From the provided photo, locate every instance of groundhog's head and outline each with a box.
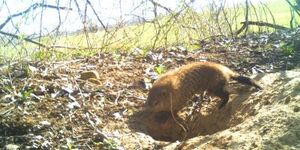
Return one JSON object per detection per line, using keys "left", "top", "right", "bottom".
{"left": 145, "top": 75, "right": 174, "bottom": 112}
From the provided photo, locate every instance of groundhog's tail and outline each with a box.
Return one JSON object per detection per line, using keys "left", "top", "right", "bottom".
{"left": 231, "top": 75, "right": 262, "bottom": 90}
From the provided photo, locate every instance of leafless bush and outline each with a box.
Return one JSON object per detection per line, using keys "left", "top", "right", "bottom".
{"left": 0, "top": 0, "right": 296, "bottom": 59}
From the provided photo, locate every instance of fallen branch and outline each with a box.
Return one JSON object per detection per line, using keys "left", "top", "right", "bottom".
{"left": 236, "top": 21, "right": 290, "bottom": 35}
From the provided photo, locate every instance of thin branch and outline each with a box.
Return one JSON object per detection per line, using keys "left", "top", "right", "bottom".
{"left": 235, "top": 0, "right": 249, "bottom": 35}
{"left": 84, "top": 0, "right": 91, "bottom": 48}
{"left": 56, "top": 0, "right": 62, "bottom": 30}
{"left": 39, "top": 0, "right": 45, "bottom": 50}
{"left": 0, "top": 31, "right": 48, "bottom": 48}
{"left": 249, "top": 0, "right": 260, "bottom": 31}
{"left": 126, "top": 14, "right": 151, "bottom": 23}
{"left": 3, "top": 1, "right": 19, "bottom": 33}
{"left": 0, "top": 3, "right": 72, "bottom": 30}
{"left": 86, "top": 0, "right": 108, "bottom": 32}
{"left": 221, "top": 0, "right": 234, "bottom": 37}
{"left": 149, "top": 0, "right": 173, "bottom": 13}
{"left": 50, "top": 0, "right": 63, "bottom": 47}
{"left": 74, "top": 0, "right": 84, "bottom": 22}
{"left": 244, "top": 0, "right": 249, "bottom": 34}
{"left": 285, "top": 0, "right": 300, "bottom": 16}
{"left": 0, "top": 30, "right": 107, "bottom": 50}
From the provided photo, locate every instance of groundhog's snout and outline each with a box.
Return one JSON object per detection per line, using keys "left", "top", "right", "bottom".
{"left": 144, "top": 93, "right": 160, "bottom": 111}
{"left": 144, "top": 100, "right": 150, "bottom": 108}
{"left": 143, "top": 96, "right": 152, "bottom": 110}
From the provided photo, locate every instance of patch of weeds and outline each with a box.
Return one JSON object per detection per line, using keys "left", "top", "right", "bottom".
{"left": 261, "top": 43, "right": 274, "bottom": 51}
{"left": 220, "top": 41, "right": 233, "bottom": 50}
{"left": 291, "top": 83, "right": 300, "bottom": 96}
{"left": 53, "top": 51, "right": 69, "bottom": 60}
{"left": 131, "top": 47, "right": 148, "bottom": 58}
{"left": 2, "top": 85, "right": 13, "bottom": 94}
{"left": 186, "top": 44, "right": 201, "bottom": 51}
{"left": 154, "top": 64, "right": 166, "bottom": 75}
{"left": 280, "top": 42, "right": 295, "bottom": 56}
{"left": 140, "top": 49, "right": 149, "bottom": 58}
{"left": 66, "top": 138, "right": 74, "bottom": 150}
{"left": 95, "top": 138, "right": 119, "bottom": 150}
{"left": 22, "top": 64, "right": 32, "bottom": 77}
{"left": 112, "top": 52, "right": 122, "bottom": 62}
{"left": 19, "top": 88, "right": 33, "bottom": 102}
{"left": 67, "top": 142, "right": 73, "bottom": 150}
{"left": 32, "top": 50, "right": 53, "bottom": 61}
{"left": 70, "top": 49, "right": 97, "bottom": 58}
{"left": 236, "top": 57, "right": 249, "bottom": 65}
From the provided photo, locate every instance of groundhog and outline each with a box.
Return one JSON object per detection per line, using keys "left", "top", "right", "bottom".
{"left": 145, "top": 61, "right": 262, "bottom": 112}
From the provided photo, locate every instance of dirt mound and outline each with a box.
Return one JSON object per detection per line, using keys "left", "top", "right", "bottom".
{"left": 142, "top": 69, "right": 300, "bottom": 149}
{"left": 130, "top": 73, "right": 263, "bottom": 139}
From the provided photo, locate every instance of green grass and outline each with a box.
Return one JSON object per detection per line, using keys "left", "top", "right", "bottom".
{"left": 264, "top": 0, "right": 299, "bottom": 27}
{"left": 0, "top": 0, "right": 299, "bottom": 61}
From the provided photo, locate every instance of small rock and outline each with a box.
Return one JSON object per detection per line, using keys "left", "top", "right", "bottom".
{"left": 263, "top": 100, "right": 271, "bottom": 105}
{"left": 293, "top": 106, "right": 300, "bottom": 112}
{"left": 143, "top": 78, "right": 152, "bottom": 90}
{"left": 51, "top": 90, "right": 66, "bottom": 98}
{"left": 5, "top": 144, "right": 20, "bottom": 150}
{"left": 62, "top": 85, "right": 74, "bottom": 94}
{"left": 12, "top": 70, "right": 27, "bottom": 78}
{"left": 67, "top": 101, "right": 81, "bottom": 109}
{"left": 88, "top": 78, "right": 102, "bottom": 85}
{"left": 177, "top": 46, "right": 187, "bottom": 51}
{"left": 284, "top": 96, "right": 291, "bottom": 104}
{"left": 145, "top": 67, "right": 158, "bottom": 80}
{"left": 40, "top": 120, "right": 51, "bottom": 126}
{"left": 113, "top": 112, "right": 123, "bottom": 120}
{"left": 132, "top": 48, "right": 144, "bottom": 55}
{"left": 28, "top": 65, "right": 38, "bottom": 72}
{"left": 80, "top": 71, "right": 100, "bottom": 80}
{"left": 104, "top": 81, "right": 113, "bottom": 88}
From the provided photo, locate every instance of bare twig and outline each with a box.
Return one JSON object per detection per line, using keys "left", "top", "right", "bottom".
{"left": 249, "top": 0, "right": 260, "bottom": 31}
{"left": 285, "top": 0, "right": 300, "bottom": 16}
{"left": 3, "top": 1, "right": 20, "bottom": 33}
{"left": 235, "top": 0, "right": 250, "bottom": 35}
{"left": 0, "top": 2, "right": 72, "bottom": 30}
{"left": 0, "top": 30, "right": 48, "bottom": 48}
{"left": 86, "top": 0, "right": 108, "bottom": 32}
{"left": 221, "top": 1, "right": 234, "bottom": 37}
{"left": 149, "top": 0, "right": 173, "bottom": 14}
{"left": 0, "top": 30, "right": 106, "bottom": 50}
{"left": 83, "top": 0, "right": 91, "bottom": 48}
{"left": 39, "top": 0, "right": 45, "bottom": 50}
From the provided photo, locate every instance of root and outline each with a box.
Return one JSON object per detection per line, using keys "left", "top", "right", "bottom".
{"left": 170, "top": 93, "right": 188, "bottom": 140}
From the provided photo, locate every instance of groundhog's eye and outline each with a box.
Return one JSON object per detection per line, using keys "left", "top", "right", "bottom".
{"left": 160, "top": 89, "right": 168, "bottom": 97}
{"left": 152, "top": 99, "right": 159, "bottom": 106}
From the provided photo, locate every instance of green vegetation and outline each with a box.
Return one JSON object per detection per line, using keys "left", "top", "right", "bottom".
{"left": 280, "top": 42, "right": 295, "bottom": 56}
{"left": 154, "top": 64, "right": 167, "bottom": 75}
{"left": 98, "top": 138, "right": 119, "bottom": 150}
{"left": 264, "top": 0, "right": 299, "bottom": 27}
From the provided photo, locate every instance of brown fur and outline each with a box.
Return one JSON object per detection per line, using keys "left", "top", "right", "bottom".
{"left": 145, "top": 62, "right": 262, "bottom": 112}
